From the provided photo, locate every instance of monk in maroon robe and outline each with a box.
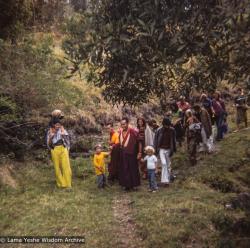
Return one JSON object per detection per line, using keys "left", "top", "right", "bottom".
{"left": 118, "top": 117, "right": 140, "bottom": 191}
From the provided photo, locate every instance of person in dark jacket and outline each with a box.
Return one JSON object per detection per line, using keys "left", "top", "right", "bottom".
{"left": 154, "top": 117, "right": 176, "bottom": 187}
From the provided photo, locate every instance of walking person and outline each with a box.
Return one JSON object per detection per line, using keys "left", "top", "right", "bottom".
{"left": 154, "top": 117, "right": 176, "bottom": 187}
{"left": 136, "top": 117, "right": 147, "bottom": 179}
{"left": 212, "top": 91, "right": 226, "bottom": 141}
{"left": 200, "top": 94, "right": 215, "bottom": 125}
{"left": 185, "top": 110, "right": 202, "bottom": 165}
{"left": 142, "top": 146, "right": 158, "bottom": 193}
{"left": 106, "top": 123, "right": 120, "bottom": 183}
{"left": 193, "top": 105, "right": 212, "bottom": 153}
{"left": 118, "top": 117, "right": 140, "bottom": 191}
{"left": 47, "top": 118, "right": 72, "bottom": 188}
{"left": 234, "top": 88, "right": 248, "bottom": 132}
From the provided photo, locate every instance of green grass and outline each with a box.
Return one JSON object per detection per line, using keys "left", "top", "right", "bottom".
{"left": 0, "top": 129, "right": 249, "bottom": 248}
{"left": 129, "top": 128, "right": 250, "bottom": 248}
{"left": 0, "top": 158, "right": 120, "bottom": 248}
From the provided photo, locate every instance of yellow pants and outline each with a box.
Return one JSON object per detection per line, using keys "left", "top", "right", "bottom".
{"left": 51, "top": 145, "right": 72, "bottom": 188}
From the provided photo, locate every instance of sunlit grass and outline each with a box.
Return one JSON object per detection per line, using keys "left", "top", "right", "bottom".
{"left": 0, "top": 129, "right": 249, "bottom": 247}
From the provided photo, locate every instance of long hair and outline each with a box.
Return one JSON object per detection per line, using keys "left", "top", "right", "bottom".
{"left": 137, "top": 117, "right": 146, "bottom": 129}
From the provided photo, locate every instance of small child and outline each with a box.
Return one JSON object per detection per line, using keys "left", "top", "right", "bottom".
{"left": 93, "top": 144, "right": 109, "bottom": 189}
{"left": 142, "top": 146, "right": 158, "bottom": 192}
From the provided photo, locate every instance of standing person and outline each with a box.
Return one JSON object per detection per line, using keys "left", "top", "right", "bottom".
{"left": 142, "top": 146, "right": 158, "bottom": 192}
{"left": 234, "top": 88, "right": 248, "bottom": 132}
{"left": 154, "top": 117, "right": 176, "bottom": 187}
{"left": 106, "top": 123, "right": 120, "bottom": 183}
{"left": 47, "top": 119, "right": 72, "bottom": 188}
{"left": 212, "top": 91, "right": 226, "bottom": 141}
{"left": 119, "top": 117, "right": 140, "bottom": 191}
{"left": 193, "top": 105, "right": 212, "bottom": 153}
{"left": 137, "top": 117, "right": 147, "bottom": 179}
{"left": 93, "top": 144, "right": 109, "bottom": 189}
{"left": 185, "top": 110, "right": 202, "bottom": 165}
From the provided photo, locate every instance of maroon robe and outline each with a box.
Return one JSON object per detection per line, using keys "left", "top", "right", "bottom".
{"left": 108, "top": 130, "right": 120, "bottom": 181}
{"left": 118, "top": 128, "right": 140, "bottom": 189}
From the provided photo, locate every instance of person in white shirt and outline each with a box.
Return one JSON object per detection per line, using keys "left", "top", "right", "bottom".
{"left": 142, "top": 146, "right": 158, "bottom": 192}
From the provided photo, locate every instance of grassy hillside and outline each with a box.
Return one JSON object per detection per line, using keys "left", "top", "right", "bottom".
{"left": 0, "top": 127, "right": 249, "bottom": 248}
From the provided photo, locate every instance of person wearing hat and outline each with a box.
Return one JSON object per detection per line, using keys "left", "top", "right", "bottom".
{"left": 93, "top": 144, "right": 110, "bottom": 189}
{"left": 154, "top": 117, "right": 176, "bottom": 187}
{"left": 47, "top": 118, "right": 72, "bottom": 188}
{"left": 142, "top": 146, "right": 158, "bottom": 192}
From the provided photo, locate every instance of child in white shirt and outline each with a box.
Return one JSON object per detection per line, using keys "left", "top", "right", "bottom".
{"left": 142, "top": 146, "right": 158, "bottom": 192}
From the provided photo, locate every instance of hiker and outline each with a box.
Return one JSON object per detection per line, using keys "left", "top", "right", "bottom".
{"left": 212, "top": 91, "right": 227, "bottom": 141}
{"left": 234, "top": 88, "right": 248, "bottom": 132}
{"left": 118, "top": 117, "right": 140, "bottom": 191}
{"left": 106, "top": 123, "right": 120, "bottom": 183}
{"left": 170, "top": 101, "right": 185, "bottom": 146}
{"left": 154, "top": 117, "right": 176, "bottom": 187}
{"left": 93, "top": 144, "right": 109, "bottom": 189}
{"left": 185, "top": 110, "right": 202, "bottom": 165}
{"left": 177, "top": 96, "right": 191, "bottom": 114}
{"left": 47, "top": 118, "right": 72, "bottom": 188}
{"left": 148, "top": 119, "right": 159, "bottom": 134}
{"left": 200, "top": 94, "right": 215, "bottom": 125}
{"left": 137, "top": 117, "right": 147, "bottom": 179}
{"left": 193, "top": 105, "right": 212, "bottom": 153}
{"left": 142, "top": 146, "right": 158, "bottom": 192}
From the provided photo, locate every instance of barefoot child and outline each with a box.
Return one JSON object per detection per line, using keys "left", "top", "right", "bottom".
{"left": 142, "top": 146, "right": 158, "bottom": 192}
{"left": 93, "top": 144, "right": 109, "bottom": 189}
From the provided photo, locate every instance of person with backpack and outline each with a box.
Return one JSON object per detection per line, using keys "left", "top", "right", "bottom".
{"left": 193, "top": 105, "right": 212, "bottom": 153}
{"left": 185, "top": 110, "right": 202, "bottom": 165}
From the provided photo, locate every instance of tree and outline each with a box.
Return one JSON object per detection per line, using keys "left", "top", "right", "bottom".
{"left": 64, "top": 0, "right": 250, "bottom": 105}
{"left": 0, "top": 0, "right": 32, "bottom": 42}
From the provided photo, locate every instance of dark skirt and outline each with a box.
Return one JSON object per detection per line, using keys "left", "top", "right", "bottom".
{"left": 108, "top": 145, "right": 120, "bottom": 181}
{"left": 119, "top": 150, "right": 140, "bottom": 189}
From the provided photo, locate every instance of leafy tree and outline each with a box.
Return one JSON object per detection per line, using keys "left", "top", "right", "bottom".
{"left": 0, "top": 0, "right": 32, "bottom": 42}
{"left": 64, "top": 0, "right": 250, "bottom": 105}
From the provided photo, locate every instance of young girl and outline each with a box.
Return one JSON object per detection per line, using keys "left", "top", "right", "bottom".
{"left": 93, "top": 145, "right": 110, "bottom": 189}
{"left": 142, "top": 146, "right": 158, "bottom": 192}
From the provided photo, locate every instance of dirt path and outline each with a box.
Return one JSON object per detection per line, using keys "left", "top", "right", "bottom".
{"left": 112, "top": 194, "right": 143, "bottom": 248}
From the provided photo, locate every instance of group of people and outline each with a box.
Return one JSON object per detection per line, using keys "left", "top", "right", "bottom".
{"left": 46, "top": 88, "right": 248, "bottom": 192}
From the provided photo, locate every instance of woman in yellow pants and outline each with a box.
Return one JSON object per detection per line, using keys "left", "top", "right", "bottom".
{"left": 47, "top": 119, "right": 72, "bottom": 188}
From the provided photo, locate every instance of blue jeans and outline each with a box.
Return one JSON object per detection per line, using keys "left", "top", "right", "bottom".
{"left": 215, "top": 113, "right": 224, "bottom": 140}
{"left": 147, "top": 169, "right": 157, "bottom": 190}
{"left": 97, "top": 174, "right": 106, "bottom": 188}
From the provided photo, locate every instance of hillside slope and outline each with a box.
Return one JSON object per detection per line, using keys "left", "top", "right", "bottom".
{"left": 0, "top": 128, "right": 249, "bottom": 248}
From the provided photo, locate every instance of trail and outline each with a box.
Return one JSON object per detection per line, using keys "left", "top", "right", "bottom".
{"left": 112, "top": 194, "right": 143, "bottom": 248}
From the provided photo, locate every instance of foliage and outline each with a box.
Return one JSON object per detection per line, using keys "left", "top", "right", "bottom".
{"left": 64, "top": 0, "right": 250, "bottom": 105}
{"left": 0, "top": 96, "right": 18, "bottom": 122}
{"left": 0, "top": 0, "right": 32, "bottom": 42}
{"left": 0, "top": 36, "right": 86, "bottom": 120}
{"left": 0, "top": 126, "right": 249, "bottom": 247}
